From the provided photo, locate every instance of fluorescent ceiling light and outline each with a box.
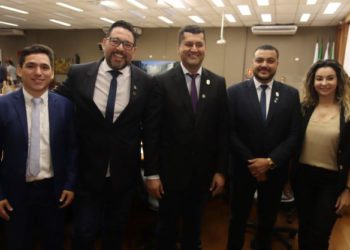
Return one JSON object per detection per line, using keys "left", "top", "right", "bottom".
{"left": 224, "top": 14, "right": 236, "bottom": 23}
{"left": 4, "top": 15, "right": 27, "bottom": 21}
{"left": 56, "top": 2, "right": 83, "bottom": 12}
{"left": 100, "top": 17, "right": 114, "bottom": 24}
{"left": 300, "top": 13, "right": 311, "bottom": 22}
{"left": 127, "top": 0, "right": 148, "bottom": 9}
{"left": 212, "top": 0, "right": 225, "bottom": 7}
{"left": 129, "top": 10, "right": 146, "bottom": 19}
{"left": 261, "top": 14, "right": 271, "bottom": 22}
{"left": 0, "top": 5, "right": 28, "bottom": 14}
{"left": 238, "top": 5, "right": 251, "bottom": 15}
{"left": 323, "top": 2, "right": 341, "bottom": 14}
{"left": 0, "top": 21, "right": 18, "bottom": 27}
{"left": 158, "top": 16, "right": 174, "bottom": 24}
{"left": 100, "top": 1, "right": 119, "bottom": 8}
{"left": 49, "top": 19, "right": 71, "bottom": 27}
{"left": 307, "top": 0, "right": 317, "bottom": 4}
{"left": 164, "top": 0, "right": 185, "bottom": 8}
{"left": 189, "top": 16, "right": 205, "bottom": 23}
{"left": 257, "top": 0, "right": 269, "bottom": 6}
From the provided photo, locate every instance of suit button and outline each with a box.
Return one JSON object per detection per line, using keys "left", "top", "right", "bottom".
{"left": 340, "top": 165, "right": 343, "bottom": 170}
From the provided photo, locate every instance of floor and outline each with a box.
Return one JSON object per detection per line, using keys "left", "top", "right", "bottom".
{"left": 1, "top": 194, "right": 350, "bottom": 250}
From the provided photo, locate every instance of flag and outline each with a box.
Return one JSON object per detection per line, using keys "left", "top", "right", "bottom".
{"left": 324, "top": 41, "right": 330, "bottom": 60}
{"left": 318, "top": 40, "right": 323, "bottom": 60}
{"left": 313, "top": 41, "right": 319, "bottom": 63}
{"left": 330, "top": 41, "right": 335, "bottom": 59}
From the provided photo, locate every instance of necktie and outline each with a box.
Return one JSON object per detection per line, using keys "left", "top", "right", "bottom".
{"left": 187, "top": 73, "right": 199, "bottom": 112}
{"left": 27, "top": 97, "right": 41, "bottom": 176}
{"left": 260, "top": 84, "right": 268, "bottom": 120}
{"left": 106, "top": 70, "right": 120, "bottom": 123}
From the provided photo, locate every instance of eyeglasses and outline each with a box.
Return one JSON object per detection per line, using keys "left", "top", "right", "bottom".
{"left": 107, "top": 37, "right": 134, "bottom": 50}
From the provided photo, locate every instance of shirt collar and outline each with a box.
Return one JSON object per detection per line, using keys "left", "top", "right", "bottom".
{"left": 22, "top": 87, "right": 48, "bottom": 104}
{"left": 101, "top": 59, "right": 130, "bottom": 76}
{"left": 253, "top": 77, "right": 273, "bottom": 90}
{"left": 180, "top": 62, "right": 202, "bottom": 77}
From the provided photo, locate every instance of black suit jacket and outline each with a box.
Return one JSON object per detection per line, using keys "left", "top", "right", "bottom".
{"left": 227, "top": 79, "right": 301, "bottom": 179}
{"left": 294, "top": 105, "right": 350, "bottom": 188}
{"left": 56, "top": 60, "right": 156, "bottom": 193}
{"left": 145, "top": 65, "right": 229, "bottom": 191}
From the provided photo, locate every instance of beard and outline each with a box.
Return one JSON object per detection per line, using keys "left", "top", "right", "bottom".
{"left": 253, "top": 67, "right": 276, "bottom": 83}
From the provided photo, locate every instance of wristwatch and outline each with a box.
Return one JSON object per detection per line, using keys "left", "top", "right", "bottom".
{"left": 267, "top": 158, "right": 276, "bottom": 170}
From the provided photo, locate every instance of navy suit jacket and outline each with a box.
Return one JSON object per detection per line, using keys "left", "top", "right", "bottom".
{"left": 145, "top": 65, "right": 229, "bottom": 191}
{"left": 227, "top": 79, "right": 301, "bottom": 179}
{"left": 0, "top": 89, "right": 77, "bottom": 206}
{"left": 56, "top": 61, "right": 156, "bottom": 194}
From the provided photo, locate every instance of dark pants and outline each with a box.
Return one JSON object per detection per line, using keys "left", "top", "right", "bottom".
{"left": 294, "top": 164, "right": 340, "bottom": 250}
{"left": 72, "top": 178, "right": 134, "bottom": 250}
{"left": 5, "top": 178, "right": 64, "bottom": 250}
{"left": 156, "top": 189, "right": 208, "bottom": 250}
{"left": 227, "top": 170, "right": 285, "bottom": 250}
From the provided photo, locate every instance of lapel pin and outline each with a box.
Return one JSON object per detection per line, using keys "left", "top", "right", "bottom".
{"left": 202, "top": 94, "right": 206, "bottom": 99}
{"left": 132, "top": 91, "right": 137, "bottom": 96}
{"left": 206, "top": 79, "right": 210, "bottom": 85}
{"left": 133, "top": 85, "right": 137, "bottom": 90}
{"left": 275, "top": 92, "right": 279, "bottom": 97}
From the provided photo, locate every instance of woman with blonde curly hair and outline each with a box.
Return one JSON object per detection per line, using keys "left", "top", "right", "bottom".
{"left": 293, "top": 59, "right": 350, "bottom": 250}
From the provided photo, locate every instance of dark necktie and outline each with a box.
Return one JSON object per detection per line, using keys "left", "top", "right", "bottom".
{"left": 187, "top": 73, "right": 199, "bottom": 112}
{"left": 260, "top": 84, "right": 268, "bottom": 120}
{"left": 106, "top": 70, "right": 120, "bottom": 123}
{"left": 27, "top": 97, "right": 41, "bottom": 176}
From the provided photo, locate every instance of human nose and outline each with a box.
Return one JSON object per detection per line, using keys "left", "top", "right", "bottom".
{"left": 33, "top": 66, "right": 42, "bottom": 75}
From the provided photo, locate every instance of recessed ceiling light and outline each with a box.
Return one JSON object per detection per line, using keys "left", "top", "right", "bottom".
{"left": 238, "top": 5, "right": 251, "bottom": 16}
{"left": 261, "top": 14, "right": 271, "bottom": 22}
{"left": 0, "top": 21, "right": 18, "bottom": 27}
{"left": 127, "top": 0, "right": 148, "bottom": 9}
{"left": 257, "top": 0, "right": 269, "bottom": 6}
{"left": 307, "top": 0, "right": 317, "bottom": 5}
{"left": 158, "top": 16, "right": 174, "bottom": 24}
{"left": 49, "top": 19, "right": 71, "bottom": 27}
{"left": 323, "top": 2, "right": 341, "bottom": 14}
{"left": 224, "top": 14, "right": 236, "bottom": 23}
{"left": 212, "top": 0, "right": 225, "bottom": 7}
{"left": 100, "top": 17, "right": 114, "bottom": 24}
{"left": 300, "top": 13, "right": 311, "bottom": 22}
{"left": 189, "top": 16, "right": 205, "bottom": 23}
{"left": 56, "top": 2, "right": 83, "bottom": 12}
{"left": 0, "top": 5, "right": 28, "bottom": 14}
{"left": 164, "top": 0, "right": 185, "bottom": 8}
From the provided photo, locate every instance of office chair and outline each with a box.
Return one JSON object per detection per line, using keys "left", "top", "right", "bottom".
{"left": 247, "top": 185, "right": 298, "bottom": 250}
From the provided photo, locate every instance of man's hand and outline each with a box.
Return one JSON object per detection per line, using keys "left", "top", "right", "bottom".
{"left": 0, "top": 199, "right": 13, "bottom": 221}
{"left": 210, "top": 173, "right": 225, "bottom": 197}
{"left": 145, "top": 179, "right": 164, "bottom": 199}
{"left": 248, "top": 158, "right": 271, "bottom": 182}
{"left": 59, "top": 190, "right": 74, "bottom": 208}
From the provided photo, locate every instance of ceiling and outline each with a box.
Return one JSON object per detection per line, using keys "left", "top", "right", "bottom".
{"left": 0, "top": 0, "right": 349, "bottom": 30}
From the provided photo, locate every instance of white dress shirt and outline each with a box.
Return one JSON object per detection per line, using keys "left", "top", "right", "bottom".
{"left": 23, "top": 88, "right": 53, "bottom": 182}
{"left": 93, "top": 59, "right": 131, "bottom": 177}
{"left": 253, "top": 77, "right": 274, "bottom": 117}
{"left": 93, "top": 59, "right": 131, "bottom": 122}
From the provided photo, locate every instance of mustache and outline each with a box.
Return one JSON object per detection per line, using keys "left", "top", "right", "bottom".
{"left": 258, "top": 66, "right": 270, "bottom": 71}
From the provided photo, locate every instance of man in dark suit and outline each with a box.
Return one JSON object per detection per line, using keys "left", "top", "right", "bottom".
{"left": 0, "top": 44, "right": 77, "bottom": 250}
{"left": 145, "top": 25, "right": 229, "bottom": 250}
{"left": 55, "top": 20, "right": 156, "bottom": 250}
{"left": 226, "top": 45, "right": 301, "bottom": 250}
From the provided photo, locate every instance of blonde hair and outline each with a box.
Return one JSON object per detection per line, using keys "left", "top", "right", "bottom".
{"left": 301, "top": 59, "right": 350, "bottom": 121}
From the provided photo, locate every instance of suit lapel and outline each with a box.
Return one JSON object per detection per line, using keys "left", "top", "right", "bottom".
{"left": 246, "top": 79, "right": 264, "bottom": 124}
{"left": 266, "top": 80, "right": 281, "bottom": 124}
{"left": 48, "top": 92, "right": 56, "bottom": 144}
{"left": 196, "top": 69, "right": 211, "bottom": 122}
{"left": 12, "top": 89, "right": 28, "bottom": 141}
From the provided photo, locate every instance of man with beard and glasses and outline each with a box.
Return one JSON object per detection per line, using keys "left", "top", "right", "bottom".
{"left": 55, "top": 20, "right": 156, "bottom": 250}
{"left": 226, "top": 44, "right": 301, "bottom": 250}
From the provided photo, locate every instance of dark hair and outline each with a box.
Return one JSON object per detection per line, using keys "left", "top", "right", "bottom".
{"left": 7, "top": 60, "right": 14, "bottom": 66}
{"left": 178, "top": 25, "right": 206, "bottom": 45}
{"left": 254, "top": 44, "right": 279, "bottom": 59}
{"left": 106, "top": 20, "right": 138, "bottom": 45}
{"left": 304, "top": 59, "right": 349, "bottom": 105}
{"left": 18, "top": 44, "right": 54, "bottom": 68}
